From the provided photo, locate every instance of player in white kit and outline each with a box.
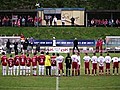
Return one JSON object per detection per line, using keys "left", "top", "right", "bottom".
{"left": 83, "top": 53, "right": 91, "bottom": 75}
{"left": 98, "top": 53, "right": 105, "bottom": 75}
{"left": 104, "top": 53, "right": 111, "bottom": 75}
{"left": 91, "top": 53, "right": 98, "bottom": 76}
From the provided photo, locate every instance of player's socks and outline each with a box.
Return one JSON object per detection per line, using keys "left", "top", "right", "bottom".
{"left": 109, "top": 70, "right": 110, "bottom": 74}
{"left": 88, "top": 70, "right": 90, "bottom": 75}
{"left": 85, "top": 70, "right": 87, "bottom": 74}
{"left": 95, "top": 69, "right": 97, "bottom": 75}
{"left": 106, "top": 69, "right": 107, "bottom": 74}
{"left": 92, "top": 69, "right": 94, "bottom": 74}
{"left": 69, "top": 70, "right": 71, "bottom": 76}
{"left": 117, "top": 68, "right": 118, "bottom": 73}
{"left": 72, "top": 70, "right": 74, "bottom": 76}
{"left": 66, "top": 69, "right": 68, "bottom": 76}
{"left": 113, "top": 69, "right": 115, "bottom": 74}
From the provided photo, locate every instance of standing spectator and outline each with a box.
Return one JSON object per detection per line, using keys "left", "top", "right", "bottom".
{"left": 73, "top": 38, "right": 79, "bottom": 53}
{"left": 71, "top": 52, "right": 78, "bottom": 76}
{"left": 45, "top": 52, "right": 51, "bottom": 76}
{"left": 36, "top": 43, "right": 40, "bottom": 52}
{"left": 71, "top": 17, "right": 75, "bottom": 26}
{"left": 14, "top": 41, "right": 18, "bottom": 55}
{"left": 96, "top": 39, "right": 100, "bottom": 53}
{"left": 6, "top": 39, "right": 11, "bottom": 54}
{"left": 99, "top": 38, "right": 103, "bottom": 53}
{"left": 8, "top": 55, "right": 14, "bottom": 76}
{"left": 91, "top": 18, "right": 95, "bottom": 27}
{"left": 61, "top": 16, "right": 65, "bottom": 26}
{"left": 65, "top": 53, "right": 72, "bottom": 76}
{"left": 1, "top": 52, "right": 8, "bottom": 76}
{"left": 53, "top": 37, "right": 56, "bottom": 47}
{"left": 83, "top": 53, "right": 91, "bottom": 75}
{"left": 53, "top": 16, "right": 57, "bottom": 26}
{"left": 23, "top": 38, "right": 29, "bottom": 53}
{"left": 116, "top": 19, "right": 119, "bottom": 27}
{"left": 49, "top": 16, "right": 53, "bottom": 26}
{"left": 45, "top": 15, "right": 49, "bottom": 26}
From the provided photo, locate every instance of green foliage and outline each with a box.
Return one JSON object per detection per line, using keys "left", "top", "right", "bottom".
{"left": 0, "top": 27, "right": 120, "bottom": 40}
{"left": 0, "top": 0, "right": 120, "bottom": 10}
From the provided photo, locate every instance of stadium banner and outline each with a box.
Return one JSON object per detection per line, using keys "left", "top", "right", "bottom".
{"left": 46, "top": 47, "right": 70, "bottom": 53}
{"left": 33, "top": 40, "right": 95, "bottom": 46}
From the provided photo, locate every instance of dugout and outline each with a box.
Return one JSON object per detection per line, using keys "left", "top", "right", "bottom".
{"left": 37, "top": 8, "right": 85, "bottom": 26}
{"left": 85, "top": 10, "right": 120, "bottom": 27}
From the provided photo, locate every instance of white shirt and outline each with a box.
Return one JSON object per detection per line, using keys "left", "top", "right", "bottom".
{"left": 77, "top": 55, "right": 81, "bottom": 65}
{"left": 105, "top": 56, "right": 111, "bottom": 63}
{"left": 83, "top": 56, "right": 91, "bottom": 62}
{"left": 71, "top": 55, "right": 78, "bottom": 63}
{"left": 56, "top": 55, "right": 64, "bottom": 63}
{"left": 98, "top": 56, "right": 105, "bottom": 66}
{"left": 53, "top": 39, "right": 56, "bottom": 46}
{"left": 112, "top": 57, "right": 119, "bottom": 62}
{"left": 91, "top": 56, "right": 98, "bottom": 63}
{"left": 53, "top": 17, "right": 57, "bottom": 23}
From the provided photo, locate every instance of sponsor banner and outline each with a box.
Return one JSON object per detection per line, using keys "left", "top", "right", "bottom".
{"left": 34, "top": 40, "right": 95, "bottom": 46}
{"left": 46, "top": 47, "right": 70, "bottom": 53}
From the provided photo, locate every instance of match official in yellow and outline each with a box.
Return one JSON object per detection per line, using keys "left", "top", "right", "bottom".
{"left": 45, "top": 52, "right": 51, "bottom": 76}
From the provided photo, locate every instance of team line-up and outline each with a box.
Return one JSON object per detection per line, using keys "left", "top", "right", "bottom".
{"left": 1, "top": 52, "right": 120, "bottom": 76}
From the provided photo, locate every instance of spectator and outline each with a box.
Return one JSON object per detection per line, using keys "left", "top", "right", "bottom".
{"left": 73, "top": 38, "right": 79, "bottom": 53}
{"left": 6, "top": 39, "right": 11, "bottom": 54}
{"left": 49, "top": 16, "right": 53, "bottom": 26}
{"left": 14, "top": 41, "right": 18, "bottom": 55}
{"left": 53, "top": 16, "right": 57, "bottom": 26}
{"left": 71, "top": 17, "right": 75, "bottom": 26}
{"left": 61, "top": 16, "right": 65, "bottom": 26}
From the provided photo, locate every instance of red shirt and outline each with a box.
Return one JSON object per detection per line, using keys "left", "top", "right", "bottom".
{"left": 38, "top": 54, "right": 45, "bottom": 65}
{"left": 51, "top": 56, "right": 56, "bottom": 66}
{"left": 20, "top": 55, "right": 26, "bottom": 66}
{"left": 99, "top": 40, "right": 103, "bottom": 46}
{"left": 14, "top": 55, "right": 20, "bottom": 66}
{"left": 32, "top": 55, "right": 38, "bottom": 66}
{"left": 1, "top": 55, "right": 7, "bottom": 66}
{"left": 8, "top": 58, "right": 14, "bottom": 67}
{"left": 26, "top": 57, "right": 32, "bottom": 66}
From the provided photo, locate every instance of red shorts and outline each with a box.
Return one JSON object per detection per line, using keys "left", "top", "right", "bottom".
{"left": 113, "top": 62, "right": 119, "bottom": 68}
{"left": 92, "top": 63, "right": 97, "bottom": 69}
{"left": 106, "top": 63, "right": 110, "bottom": 69}
{"left": 85, "top": 62, "right": 89, "bottom": 69}
{"left": 99, "top": 66, "right": 103, "bottom": 70}
{"left": 72, "top": 62, "right": 77, "bottom": 69}
{"left": 59, "top": 63, "right": 63, "bottom": 70}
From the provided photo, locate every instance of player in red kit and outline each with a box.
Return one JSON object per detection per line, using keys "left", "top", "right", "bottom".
{"left": 51, "top": 53, "right": 56, "bottom": 76}
{"left": 1, "top": 52, "right": 7, "bottom": 76}
{"left": 8, "top": 55, "right": 14, "bottom": 75}
{"left": 20, "top": 53, "right": 26, "bottom": 75}
{"left": 26, "top": 54, "right": 32, "bottom": 76}
{"left": 14, "top": 53, "right": 20, "bottom": 76}
{"left": 32, "top": 52, "right": 38, "bottom": 76}
{"left": 38, "top": 51, "right": 45, "bottom": 76}
{"left": 99, "top": 38, "right": 103, "bottom": 53}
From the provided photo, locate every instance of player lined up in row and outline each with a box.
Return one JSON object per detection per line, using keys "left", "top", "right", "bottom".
{"left": 1, "top": 52, "right": 119, "bottom": 76}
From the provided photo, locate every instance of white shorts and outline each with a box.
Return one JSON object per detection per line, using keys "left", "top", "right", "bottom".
{"left": 26, "top": 66, "right": 31, "bottom": 70}
{"left": 8, "top": 67, "right": 13, "bottom": 70}
{"left": 2, "top": 66, "right": 7, "bottom": 70}
{"left": 20, "top": 66, "right": 25, "bottom": 70}
{"left": 51, "top": 66, "right": 56, "bottom": 70}
{"left": 14, "top": 66, "right": 19, "bottom": 70}
{"left": 32, "top": 66, "right": 37, "bottom": 69}
{"left": 39, "top": 65, "right": 44, "bottom": 69}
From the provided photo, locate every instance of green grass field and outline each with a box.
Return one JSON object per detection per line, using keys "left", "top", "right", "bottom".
{"left": 0, "top": 53, "right": 120, "bottom": 90}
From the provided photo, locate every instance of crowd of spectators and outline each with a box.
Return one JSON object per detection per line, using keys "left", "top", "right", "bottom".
{"left": 88, "top": 18, "right": 120, "bottom": 27}
{"left": 0, "top": 15, "right": 42, "bottom": 27}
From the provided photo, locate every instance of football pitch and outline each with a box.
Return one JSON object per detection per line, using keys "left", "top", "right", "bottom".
{"left": 0, "top": 53, "right": 120, "bottom": 90}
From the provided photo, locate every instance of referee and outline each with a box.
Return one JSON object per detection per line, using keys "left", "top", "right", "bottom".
{"left": 73, "top": 38, "right": 79, "bottom": 53}
{"left": 65, "top": 53, "right": 72, "bottom": 76}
